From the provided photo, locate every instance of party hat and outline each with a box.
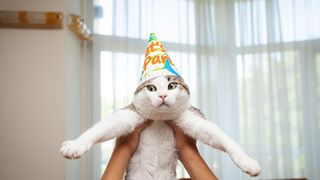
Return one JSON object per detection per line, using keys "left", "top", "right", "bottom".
{"left": 140, "top": 33, "right": 180, "bottom": 82}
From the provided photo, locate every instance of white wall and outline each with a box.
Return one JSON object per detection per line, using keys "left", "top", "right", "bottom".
{"left": 0, "top": 0, "right": 84, "bottom": 179}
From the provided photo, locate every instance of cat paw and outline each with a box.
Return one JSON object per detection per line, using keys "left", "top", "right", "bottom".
{"left": 240, "top": 158, "right": 261, "bottom": 176}
{"left": 231, "top": 153, "right": 261, "bottom": 176}
{"left": 59, "top": 140, "right": 91, "bottom": 159}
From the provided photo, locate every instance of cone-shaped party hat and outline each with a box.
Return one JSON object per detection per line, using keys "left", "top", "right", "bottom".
{"left": 140, "top": 33, "right": 181, "bottom": 82}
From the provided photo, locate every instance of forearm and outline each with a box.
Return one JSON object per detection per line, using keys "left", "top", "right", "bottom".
{"left": 101, "top": 145, "right": 132, "bottom": 180}
{"left": 101, "top": 121, "right": 150, "bottom": 180}
{"left": 179, "top": 147, "right": 218, "bottom": 180}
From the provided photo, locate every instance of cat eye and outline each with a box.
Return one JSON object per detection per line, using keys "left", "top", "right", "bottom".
{"left": 146, "top": 85, "right": 157, "bottom": 92}
{"left": 168, "top": 82, "right": 178, "bottom": 90}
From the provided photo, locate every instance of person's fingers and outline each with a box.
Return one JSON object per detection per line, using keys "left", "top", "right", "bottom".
{"left": 146, "top": 119, "right": 152, "bottom": 126}
{"left": 115, "top": 136, "right": 124, "bottom": 146}
{"left": 166, "top": 121, "right": 186, "bottom": 138}
{"left": 185, "top": 134, "right": 197, "bottom": 145}
{"left": 165, "top": 120, "right": 180, "bottom": 132}
{"left": 135, "top": 120, "right": 152, "bottom": 133}
{"left": 115, "top": 120, "right": 151, "bottom": 145}
{"left": 165, "top": 120, "right": 174, "bottom": 128}
{"left": 166, "top": 121, "right": 197, "bottom": 146}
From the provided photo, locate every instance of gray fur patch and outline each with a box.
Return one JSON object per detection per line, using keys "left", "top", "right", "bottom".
{"left": 189, "top": 106, "right": 206, "bottom": 119}
{"left": 122, "top": 103, "right": 138, "bottom": 113}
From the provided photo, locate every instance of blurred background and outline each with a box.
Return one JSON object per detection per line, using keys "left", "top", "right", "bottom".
{"left": 0, "top": 0, "right": 319, "bottom": 180}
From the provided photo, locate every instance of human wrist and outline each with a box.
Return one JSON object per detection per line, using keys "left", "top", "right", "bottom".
{"left": 179, "top": 146, "right": 218, "bottom": 180}
{"left": 115, "top": 143, "right": 135, "bottom": 157}
{"left": 102, "top": 144, "right": 132, "bottom": 180}
{"left": 178, "top": 145, "right": 198, "bottom": 161}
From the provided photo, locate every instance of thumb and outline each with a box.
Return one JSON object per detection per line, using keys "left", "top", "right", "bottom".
{"left": 135, "top": 120, "right": 152, "bottom": 133}
{"left": 165, "top": 120, "right": 179, "bottom": 132}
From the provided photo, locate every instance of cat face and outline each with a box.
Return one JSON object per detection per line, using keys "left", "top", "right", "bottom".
{"left": 133, "top": 75, "right": 190, "bottom": 120}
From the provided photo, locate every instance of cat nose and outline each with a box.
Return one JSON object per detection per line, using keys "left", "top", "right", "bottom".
{"left": 159, "top": 95, "right": 167, "bottom": 100}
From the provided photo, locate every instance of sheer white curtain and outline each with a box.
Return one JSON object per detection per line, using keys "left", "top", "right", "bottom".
{"left": 92, "top": 0, "right": 320, "bottom": 179}
{"left": 234, "top": 0, "right": 320, "bottom": 179}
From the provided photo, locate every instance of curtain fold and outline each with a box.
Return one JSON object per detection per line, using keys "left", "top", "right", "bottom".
{"left": 94, "top": 0, "right": 320, "bottom": 179}
{"left": 232, "top": 0, "right": 320, "bottom": 179}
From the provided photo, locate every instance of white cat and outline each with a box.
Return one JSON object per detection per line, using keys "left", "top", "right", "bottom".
{"left": 60, "top": 75, "right": 261, "bottom": 179}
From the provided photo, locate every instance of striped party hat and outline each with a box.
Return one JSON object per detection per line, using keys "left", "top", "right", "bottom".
{"left": 140, "top": 33, "right": 180, "bottom": 82}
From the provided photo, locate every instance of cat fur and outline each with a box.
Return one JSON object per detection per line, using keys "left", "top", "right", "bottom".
{"left": 60, "top": 75, "right": 261, "bottom": 179}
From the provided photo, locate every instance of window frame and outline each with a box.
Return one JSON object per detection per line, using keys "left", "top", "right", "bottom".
{"left": 90, "top": 0, "right": 320, "bottom": 179}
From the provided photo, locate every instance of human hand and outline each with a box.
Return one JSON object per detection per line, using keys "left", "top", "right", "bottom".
{"left": 166, "top": 121, "right": 218, "bottom": 180}
{"left": 165, "top": 121, "right": 197, "bottom": 153}
{"left": 115, "top": 120, "right": 152, "bottom": 154}
{"left": 101, "top": 120, "right": 152, "bottom": 180}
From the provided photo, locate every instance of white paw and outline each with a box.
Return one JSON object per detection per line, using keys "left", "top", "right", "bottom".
{"left": 59, "top": 140, "right": 91, "bottom": 159}
{"left": 239, "top": 158, "right": 261, "bottom": 176}
{"left": 231, "top": 153, "right": 261, "bottom": 176}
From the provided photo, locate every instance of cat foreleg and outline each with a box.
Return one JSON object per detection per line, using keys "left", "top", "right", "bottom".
{"left": 175, "top": 110, "right": 261, "bottom": 176}
{"left": 60, "top": 109, "right": 144, "bottom": 159}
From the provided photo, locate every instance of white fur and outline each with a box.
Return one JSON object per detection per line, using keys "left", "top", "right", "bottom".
{"left": 175, "top": 110, "right": 261, "bottom": 176}
{"left": 60, "top": 109, "right": 144, "bottom": 159}
{"left": 125, "top": 121, "right": 177, "bottom": 180}
{"left": 60, "top": 76, "right": 261, "bottom": 179}
{"left": 133, "top": 76, "right": 189, "bottom": 121}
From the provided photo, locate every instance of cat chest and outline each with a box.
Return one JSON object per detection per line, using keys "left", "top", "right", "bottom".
{"left": 135, "top": 121, "right": 177, "bottom": 165}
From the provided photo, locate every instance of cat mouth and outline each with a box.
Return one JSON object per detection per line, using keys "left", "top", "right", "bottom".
{"left": 158, "top": 102, "right": 169, "bottom": 107}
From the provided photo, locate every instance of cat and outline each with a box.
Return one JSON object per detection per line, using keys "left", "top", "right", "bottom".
{"left": 60, "top": 75, "right": 261, "bottom": 179}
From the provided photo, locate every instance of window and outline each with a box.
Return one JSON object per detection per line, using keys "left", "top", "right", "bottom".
{"left": 316, "top": 53, "right": 320, "bottom": 128}
{"left": 92, "top": 0, "right": 320, "bottom": 179}
{"left": 237, "top": 51, "right": 304, "bottom": 177}
{"left": 94, "top": 0, "right": 196, "bottom": 44}
{"left": 234, "top": 0, "right": 320, "bottom": 178}
{"left": 234, "top": 0, "right": 320, "bottom": 46}
{"left": 100, "top": 51, "right": 143, "bottom": 173}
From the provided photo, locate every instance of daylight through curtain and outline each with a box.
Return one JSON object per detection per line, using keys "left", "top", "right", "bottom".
{"left": 94, "top": 0, "right": 320, "bottom": 179}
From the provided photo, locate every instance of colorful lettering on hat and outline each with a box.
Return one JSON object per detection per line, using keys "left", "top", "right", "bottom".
{"left": 140, "top": 33, "right": 181, "bottom": 82}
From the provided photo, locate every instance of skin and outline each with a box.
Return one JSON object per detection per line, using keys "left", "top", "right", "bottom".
{"left": 101, "top": 121, "right": 218, "bottom": 180}
{"left": 166, "top": 121, "right": 218, "bottom": 180}
{"left": 101, "top": 120, "right": 151, "bottom": 180}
